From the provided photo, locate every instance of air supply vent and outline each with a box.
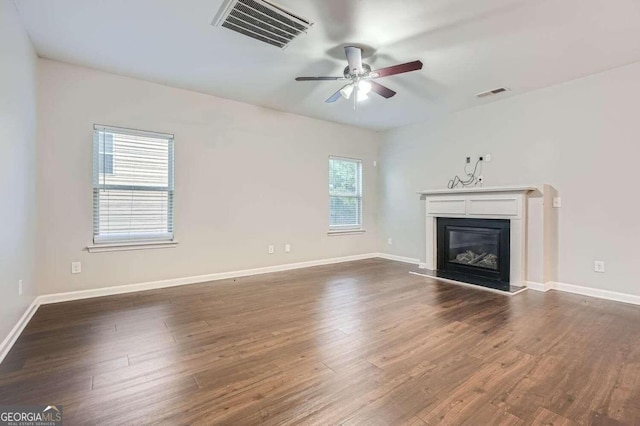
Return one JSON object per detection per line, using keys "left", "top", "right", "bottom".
{"left": 476, "top": 87, "right": 510, "bottom": 98}
{"left": 213, "top": 0, "right": 312, "bottom": 49}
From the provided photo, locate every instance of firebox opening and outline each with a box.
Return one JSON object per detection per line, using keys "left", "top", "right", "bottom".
{"left": 437, "top": 218, "right": 510, "bottom": 291}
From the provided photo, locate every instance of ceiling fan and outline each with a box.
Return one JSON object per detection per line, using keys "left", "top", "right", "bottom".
{"left": 295, "top": 46, "right": 423, "bottom": 109}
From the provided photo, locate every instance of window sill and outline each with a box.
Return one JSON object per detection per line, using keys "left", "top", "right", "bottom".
{"left": 327, "top": 229, "right": 366, "bottom": 236}
{"left": 87, "top": 240, "right": 179, "bottom": 253}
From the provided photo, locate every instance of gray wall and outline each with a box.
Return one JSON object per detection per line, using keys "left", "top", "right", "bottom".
{"left": 0, "top": 0, "right": 38, "bottom": 343}
{"left": 37, "top": 59, "right": 381, "bottom": 294}
{"left": 379, "top": 61, "right": 640, "bottom": 295}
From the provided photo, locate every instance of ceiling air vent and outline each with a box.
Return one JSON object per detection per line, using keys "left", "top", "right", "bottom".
{"left": 213, "top": 0, "right": 312, "bottom": 49}
{"left": 476, "top": 87, "right": 510, "bottom": 98}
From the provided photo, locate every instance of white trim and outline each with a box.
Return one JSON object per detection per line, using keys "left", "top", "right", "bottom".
{"left": 552, "top": 281, "right": 640, "bottom": 306}
{"left": 0, "top": 298, "right": 39, "bottom": 364}
{"left": 94, "top": 124, "right": 174, "bottom": 140}
{"left": 87, "top": 240, "right": 179, "bottom": 253}
{"left": 328, "top": 155, "right": 363, "bottom": 163}
{"left": 376, "top": 253, "right": 421, "bottom": 265}
{"left": 327, "top": 229, "right": 365, "bottom": 236}
{"left": 525, "top": 281, "right": 554, "bottom": 292}
{"left": 526, "top": 281, "right": 640, "bottom": 305}
{"left": 38, "top": 253, "right": 379, "bottom": 304}
{"left": 415, "top": 275, "right": 640, "bottom": 305}
{"left": 418, "top": 185, "right": 538, "bottom": 196}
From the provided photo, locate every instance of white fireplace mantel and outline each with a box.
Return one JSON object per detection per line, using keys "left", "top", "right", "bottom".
{"left": 418, "top": 185, "right": 547, "bottom": 288}
{"left": 418, "top": 185, "right": 539, "bottom": 197}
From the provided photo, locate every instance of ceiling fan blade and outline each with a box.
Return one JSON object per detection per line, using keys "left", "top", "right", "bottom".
{"left": 325, "top": 88, "right": 344, "bottom": 103}
{"left": 369, "top": 81, "right": 396, "bottom": 99}
{"left": 295, "top": 76, "right": 343, "bottom": 81}
{"left": 344, "top": 46, "right": 363, "bottom": 75}
{"left": 371, "top": 60, "right": 423, "bottom": 78}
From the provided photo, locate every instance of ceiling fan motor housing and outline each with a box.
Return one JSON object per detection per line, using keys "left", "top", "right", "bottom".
{"left": 344, "top": 63, "right": 372, "bottom": 79}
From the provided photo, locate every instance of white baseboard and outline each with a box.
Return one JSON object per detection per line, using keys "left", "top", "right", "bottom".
{"left": 39, "top": 253, "right": 422, "bottom": 305}
{"left": 552, "top": 281, "right": 640, "bottom": 306}
{"left": 526, "top": 280, "right": 640, "bottom": 306}
{"left": 0, "top": 298, "right": 39, "bottom": 364}
{"left": 525, "top": 281, "right": 554, "bottom": 292}
{"left": 38, "top": 253, "right": 381, "bottom": 305}
{"left": 375, "top": 253, "right": 421, "bottom": 265}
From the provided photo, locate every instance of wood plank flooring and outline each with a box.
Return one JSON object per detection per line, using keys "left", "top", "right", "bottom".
{"left": 1, "top": 259, "right": 640, "bottom": 425}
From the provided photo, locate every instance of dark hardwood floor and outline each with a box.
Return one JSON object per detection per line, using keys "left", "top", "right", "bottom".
{"left": 1, "top": 259, "right": 640, "bottom": 425}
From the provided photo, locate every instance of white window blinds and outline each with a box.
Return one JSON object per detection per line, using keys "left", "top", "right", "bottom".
{"left": 93, "top": 125, "right": 174, "bottom": 243}
{"left": 329, "top": 157, "right": 363, "bottom": 229}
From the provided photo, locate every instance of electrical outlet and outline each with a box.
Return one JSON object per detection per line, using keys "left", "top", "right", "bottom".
{"left": 71, "top": 261, "right": 82, "bottom": 274}
{"left": 285, "top": 244, "right": 291, "bottom": 253}
{"left": 268, "top": 245, "right": 274, "bottom": 254}
{"left": 387, "top": 238, "right": 393, "bottom": 245}
{"left": 466, "top": 156, "right": 471, "bottom": 164}
{"left": 18, "top": 280, "right": 23, "bottom": 296}
{"left": 594, "top": 261, "right": 605, "bottom": 273}
{"left": 373, "top": 160, "right": 377, "bottom": 167}
{"left": 485, "top": 154, "right": 492, "bottom": 162}
{"left": 553, "top": 197, "right": 562, "bottom": 208}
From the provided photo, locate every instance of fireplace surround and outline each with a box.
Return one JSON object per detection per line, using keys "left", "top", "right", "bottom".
{"left": 417, "top": 185, "right": 555, "bottom": 292}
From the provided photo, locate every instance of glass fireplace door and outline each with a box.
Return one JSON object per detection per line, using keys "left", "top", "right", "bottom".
{"left": 448, "top": 227, "right": 500, "bottom": 270}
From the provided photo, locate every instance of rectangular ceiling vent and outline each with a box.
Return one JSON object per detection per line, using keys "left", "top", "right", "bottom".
{"left": 213, "top": 0, "right": 312, "bottom": 49}
{"left": 476, "top": 87, "right": 510, "bottom": 98}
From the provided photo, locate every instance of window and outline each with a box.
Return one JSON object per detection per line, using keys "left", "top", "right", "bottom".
{"left": 93, "top": 125, "right": 174, "bottom": 244}
{"left": 329, "top": 157, "right": 363, "bottom": 230}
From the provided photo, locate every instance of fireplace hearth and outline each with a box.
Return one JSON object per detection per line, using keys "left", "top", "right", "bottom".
{"left": 437, "top": 217, "right": 510, "bottom": 291}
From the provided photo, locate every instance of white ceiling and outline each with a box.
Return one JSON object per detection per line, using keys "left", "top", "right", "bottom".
{"left": 12, "top": 0, "right": 640, "bottom": 130}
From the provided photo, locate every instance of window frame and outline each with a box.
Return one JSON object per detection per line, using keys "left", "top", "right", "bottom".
{"left": 92, "top": 124, "right": 175, "bottom": 246}
{"left": 328, "top": 156, "right": 364, "bottom": 232}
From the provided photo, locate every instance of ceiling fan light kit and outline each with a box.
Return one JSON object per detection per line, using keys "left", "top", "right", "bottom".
{"left": 339, "top": 84, "right": 353, "bottom": 99}
{"left": 296, "top": 46, "right": 423, "bottom": 109}
{"left": 340, "top": 81, "right": 371, "bottom": 100}
{"left": 357, "top": 81, "right": 372, "bottom": 95}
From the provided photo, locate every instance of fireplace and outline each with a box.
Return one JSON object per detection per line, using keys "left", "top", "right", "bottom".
{"left": 419, "top": 186, "right": 552, "bottom": 292}
{"left": 437, "top": 218, "right": 510, "bottom": 291}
